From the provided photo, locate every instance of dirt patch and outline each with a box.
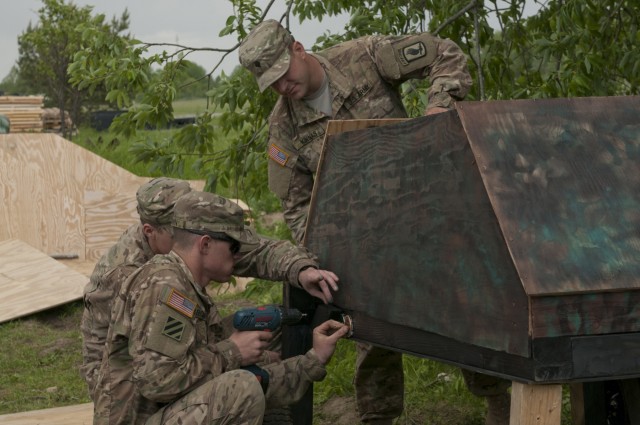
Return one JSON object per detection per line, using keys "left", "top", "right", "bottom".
{"left": 40, "top": 338, "right": 76, "bottom": 357}
{"left": 315, "top": 395, "right": 359, "bottom": 425}
{"left": 33, "top": 303, "right": 82, "bottom": 331}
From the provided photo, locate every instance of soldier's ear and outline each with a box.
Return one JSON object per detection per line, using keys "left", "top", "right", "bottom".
{"left": 292, "top": 41, "right": 305, "bottom": 55}
{"left": 142, "top": 223, "right": 155, "bottom": 238}
{"left": 197, "top": 234, "right": 210, "bottom": 254}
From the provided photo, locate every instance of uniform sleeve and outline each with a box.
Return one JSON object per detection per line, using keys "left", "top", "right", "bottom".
{"left": 80, "top": 264, "right": 137, "bottom": 399}
{"left": 267, "top": 123, "right": 314, "bottom": 244}
{"left": 370, "top": 33, "right": 472, "bottom": 109}
{"left": 129, "top": 280, "right": 240, "bottom": 403}
{"left": 233, "top": 234, "right": 317, "bottom": 287}
{"left": 262, "top": 349, "right": 327, "bottom": 408}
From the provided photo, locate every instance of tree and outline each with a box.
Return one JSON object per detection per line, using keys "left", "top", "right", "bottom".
{"left": 68, "top": 0, "right": 640, "bottom": 203}
{"left": 17, "top": 0, "right": 130, "bottom": 137}
{"left": 0, "top": 65, "right": 32, "bottom": 96}
{"left": 172, "top": 61, "right": 214, "bottom": 100}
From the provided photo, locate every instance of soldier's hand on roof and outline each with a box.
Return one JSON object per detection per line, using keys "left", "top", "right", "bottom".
{"left": 298, "top": 268, "right": 339, "bottom": 304}
{"left": 425, "top": 106, "right": 449, "bottom": 116}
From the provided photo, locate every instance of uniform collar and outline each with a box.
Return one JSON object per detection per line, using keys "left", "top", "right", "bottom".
{"left": 285, "top": 53, "right": 354, "bottom": 127}
{"left": 166, "top": 250, "right": 210, "bottom": 303}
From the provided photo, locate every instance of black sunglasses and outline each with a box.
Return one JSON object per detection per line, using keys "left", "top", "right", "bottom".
{"left": 186, "top": 229, "right": 241, "bottom": 254}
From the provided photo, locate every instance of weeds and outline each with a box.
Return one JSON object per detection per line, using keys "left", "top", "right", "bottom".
{"left": 0, "top": 303, "right": 89, "bottom": 413}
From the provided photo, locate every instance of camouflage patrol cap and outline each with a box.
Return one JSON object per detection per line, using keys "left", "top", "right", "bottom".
{"left": 239, "top": 19, "right": 294, "bottom": 92}
{"left": 136, "top": 177, "right": 192, "bottom": 225}
{"left": 172, "top": 191, "right": 260, "bottom": 247}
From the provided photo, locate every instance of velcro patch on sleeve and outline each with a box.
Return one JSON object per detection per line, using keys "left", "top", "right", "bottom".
{"left": 269, "top": 143, "right": 289, "bottom": 166}
{"left": 268, "top": 158, "right": 294, "bottom": 199}
{"left": 162, "top": 315, "right": 185, "bottom": 342}
{"left": 392, "top": 35, "right": 438, "bottom": 73}
{"left": 161, "top": 287, "right": 197, "bottom": 318}
{"left": 146, "top": 304, "right": 193, "bottom": 359}
{"left": 377, "top": 35, "right": 438, "bottom": 79}
{"left": 400, "top": 41, "right": 427, "bottom": 64}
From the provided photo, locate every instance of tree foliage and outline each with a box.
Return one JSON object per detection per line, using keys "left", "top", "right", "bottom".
{"left": 68, "top": 0, "right": 640, "bottom": 204}
{"left": 0, "top": 65, "right": 32, "bottom": 96}
{"left": 171, "top": 61, "right": 214, "bottom": 100}
{"left": 17, "top": 0, "right": 130, "bottom": 137}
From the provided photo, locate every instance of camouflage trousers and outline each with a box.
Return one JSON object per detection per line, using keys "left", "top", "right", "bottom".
{"left": 460, "top": 368, "right": 511, "bottom": 397}
{"left": 354, "top": 343, "right": 404, "bottom": 423}
{"left": 145, "top": 370, "right": 265, "bottom": 425}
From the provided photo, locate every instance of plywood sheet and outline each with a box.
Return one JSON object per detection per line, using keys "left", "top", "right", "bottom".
{"left": 0, "top": 239, "right": 88, "bottom": 323}
{"left": 0, "top": 403, "right": 92, "bottom": 425}
{"left": 84, "top": 187, "right": 144, "bottom": 262}
{"left": 0, "top": 135, "right": 83, "bottom": 259}
{"left": 56, "top": 259, "right": 98, "bottom": 278}
{"left": 0, "top": 134, "right": 137, "bottom": 260}
{"left": 0, "top": 133, "right": 207, "bottom": 263}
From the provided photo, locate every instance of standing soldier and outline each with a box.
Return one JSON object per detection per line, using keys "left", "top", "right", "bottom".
{"left": 239, "top": 19, "right": 509, "bottom": 425}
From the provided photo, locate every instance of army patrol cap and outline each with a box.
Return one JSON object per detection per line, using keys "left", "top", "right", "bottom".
{"left": 239, "top": 19, "right": 294, "bottom": 92}
{"left": 136, "top": 177, "right": 192, "bottom": 226}
{"left": 172, "top": 191, "right": 260, "bottom": 248}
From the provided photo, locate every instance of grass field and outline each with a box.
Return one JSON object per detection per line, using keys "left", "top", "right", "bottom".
{"left": 74, "top": 98, "right": 219, "bottom": 181}
{"left": 173, "top": 98, "right": 212, "bottom": 116}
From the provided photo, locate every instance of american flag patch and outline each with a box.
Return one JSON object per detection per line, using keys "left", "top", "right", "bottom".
{"left": 165, "top": 288, "right": 196, "bottom": 318}
{"left": 268, "top": 143, "right": 289, "bottom": 166}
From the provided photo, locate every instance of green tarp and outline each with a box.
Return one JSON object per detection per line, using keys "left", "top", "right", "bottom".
{"left": 0, "top": 115, "right": 9, "bottom": 133}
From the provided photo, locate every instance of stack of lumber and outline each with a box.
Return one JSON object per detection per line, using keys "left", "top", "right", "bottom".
{"left": 0, "top": 95, "right": 44, "bottom": 133}
{"left": 42, "top": 107, "right": 73, "bottom": 133}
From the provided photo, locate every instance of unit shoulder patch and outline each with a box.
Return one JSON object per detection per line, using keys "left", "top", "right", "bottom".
{"left": 162, "top": 315, "right": 185, "bottom": 341}
{"left": 399, "top": 41, "right": 427, "bottom": 65}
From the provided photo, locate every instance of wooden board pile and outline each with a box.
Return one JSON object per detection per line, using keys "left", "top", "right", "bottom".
{"left": 42, "top": 107, "right": 73, "bottom": 133}
{"left": 0, "top": 95, "right": 44, "bottom": 133}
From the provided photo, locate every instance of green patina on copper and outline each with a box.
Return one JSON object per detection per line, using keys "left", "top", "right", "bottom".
{"left": 307, "top": 96, "right": 640, "bottom": 364}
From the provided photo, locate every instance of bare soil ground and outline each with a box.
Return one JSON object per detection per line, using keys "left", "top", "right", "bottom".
{"left": 316, "top": 396, "right": 360, "bottom": 424}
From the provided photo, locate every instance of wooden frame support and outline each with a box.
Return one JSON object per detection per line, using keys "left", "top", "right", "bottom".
{"left": 510, "top": 382, "right": 563, "bottom": 425}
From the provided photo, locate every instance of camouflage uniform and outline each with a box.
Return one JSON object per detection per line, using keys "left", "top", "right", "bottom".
{"left": 81, "top": 178, "right": 319, "bottom": 401}
{"left": 80, "top": 223, "right": 153, "bottom": 399}
{"left": 81, "top": 177, "right": 191, "bottom": 399}
{"left": 239, "top": 20, "right": 473, "bottom": 423}
{"left": 94, "top": 192, "right": 328, "bottom": 425}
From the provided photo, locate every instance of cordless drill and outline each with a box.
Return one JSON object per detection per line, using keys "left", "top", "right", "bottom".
{"left": 233, "top": 304, "right": 306, "bottom": 331}
{"left": 233, "top": 305, "right": 305, "bottom": 393}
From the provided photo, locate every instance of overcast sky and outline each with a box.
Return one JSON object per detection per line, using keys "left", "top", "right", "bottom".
{"left": 0, "top": 0, "right": 349, "bottom": 81}
{"left": 1, "top": 1, "right": 542, "bottom": 83}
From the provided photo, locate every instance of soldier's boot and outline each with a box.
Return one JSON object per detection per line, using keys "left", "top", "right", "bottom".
{"left": 485, "top": 393, "right": 511, "bottom": 425}
{"left": 261, "top": 406, "right": 292, "bottom": 425}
